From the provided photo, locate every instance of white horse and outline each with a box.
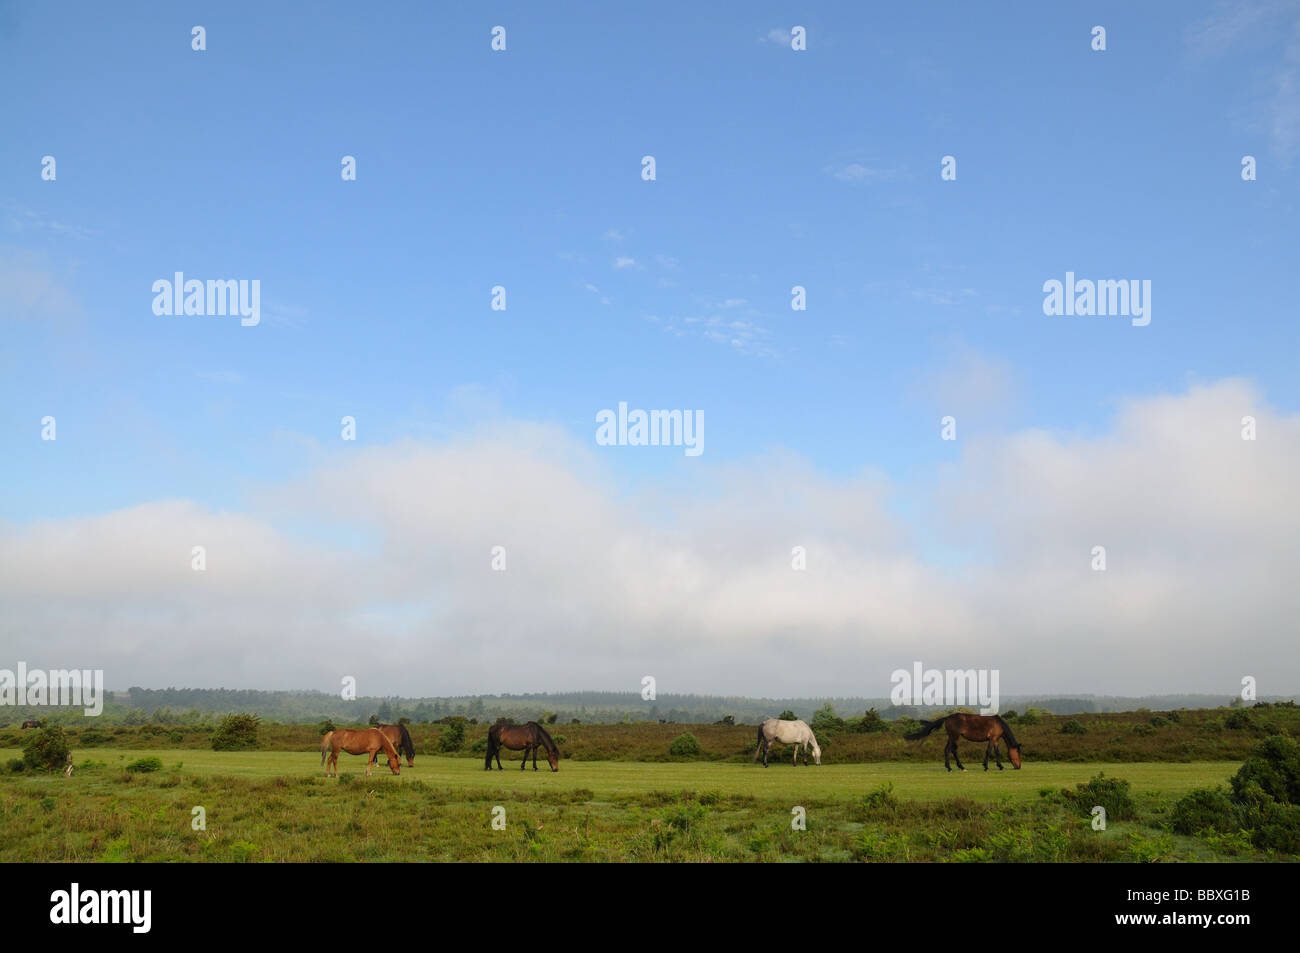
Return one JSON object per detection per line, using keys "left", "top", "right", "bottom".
{"left": 754, "top": 718, "right": 822, "bottom": 767}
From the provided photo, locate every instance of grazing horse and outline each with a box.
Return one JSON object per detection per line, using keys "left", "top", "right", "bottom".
{"left": 321, "top": 728, "right": 401, "bottom": 777}
{"left": 21, "top": 720, "right": 42, "bottom": 729}
{"left": 754, "top": 718, "right": 822, "bottom": 767}
{"left": 905, "top": 713, "right": 1022, "bottom": 772}
{"left": 377, "top": 723, "right": 416, "bottom": 767}
{"left": 484, "top": 721, "right": 559, "bottom": 772}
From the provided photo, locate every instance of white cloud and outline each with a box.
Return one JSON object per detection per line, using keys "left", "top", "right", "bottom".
{"left": 613, "top": 257, "right": 637, "bottom": 269}
{"left": 2, "top": 380, "right": 1296, "bottom": 697}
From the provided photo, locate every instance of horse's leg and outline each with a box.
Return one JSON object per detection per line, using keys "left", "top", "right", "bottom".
{"left": 943, "top": 738, "right": 951, "bottom": 772}
{"left": 993, "top": 738, "right": 1004, "bottom": 770}
{"left": 520, "top": 745, "right": 527, "bottom": 770}
{"left": 952, "top": 738, "right": 966, "bottom": 772}
{"left": 532, "top": 744, "right": 539, "bottom": 771}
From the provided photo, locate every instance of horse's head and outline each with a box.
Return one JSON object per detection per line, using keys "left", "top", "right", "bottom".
{"left": 546, "top": 745, "right": 559, "bottom": 772}
{"left": 387, "top": 754, "right": 401, "bottom": 775}
{"left": 1008, "top": 745, "right": 1022, "bottom": 769}
{"left": 811, "top": 743, "right": 822, "bottom": 766}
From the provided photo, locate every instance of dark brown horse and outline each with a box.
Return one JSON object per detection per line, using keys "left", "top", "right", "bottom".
{"left": 905, "top": 713, "right": 1022, "bottom": 772}
{"left": 321, "top": 728, "right": 401, "bottom": 777}
{"left": 21, "top": 720, "right": 43, "bottom": 729}
{"left": 377, "top": 724, "right": 416, "bottom": 767}
{"left": 485, "top": 720, "right": 559, "bottom": 772}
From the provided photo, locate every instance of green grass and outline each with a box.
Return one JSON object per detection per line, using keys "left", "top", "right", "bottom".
{"left": 5, "top": 747, "right": 1281, "bottom": 863}
{"left": 2, "top": 747, "right": 1241, "bottom": 803}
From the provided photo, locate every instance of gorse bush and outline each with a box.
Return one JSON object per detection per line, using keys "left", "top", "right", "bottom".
{"left": 1064, "top": 773, "right": 1136, "bottom": 821}
{"left": 211, "top": 714, "right": 261, "bottom": 751}
{"left": 126, "top": 756, "right": 163, "bottom": 773}
{"left": 1170, "top": 787, "right": 1237, "bottom": 835}
{"left": 669, "top": 733, "right": 702, "bottom": 756}
{"left": 1173, "top": 736, "right": 1300, "bottom": 854}
{"left": 438, "top": 719, "right": 466, "bottom": 752}
{"left": 1060, "top": 719, "right": 1088, "bottom": 735}
{"left": 23, "top": 725, "right": 70, "bottom": 772}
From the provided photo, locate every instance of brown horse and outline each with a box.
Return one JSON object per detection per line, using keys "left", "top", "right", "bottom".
{"left": 21, "top": 720, "right": 42, "bottom": 729}
{"left": 905, "top": 713, "right": 1022, "bottom": 772}
{"left": 485, "top": 720, "right": 559, "bottom": 772}
{"left": 377, "top": 724, "right": 416, "bottom": 767}
{"left": 321, "top": 728, "right": 401, "bottom": 777}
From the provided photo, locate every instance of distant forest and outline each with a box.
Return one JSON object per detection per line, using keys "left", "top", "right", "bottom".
{"left": 4, "top": 687, "right": 1292, "bottom": 727}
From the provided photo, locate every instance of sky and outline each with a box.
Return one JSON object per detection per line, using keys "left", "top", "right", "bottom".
{"left": 1, "top": 1, "right": 1298, "bottom": 699}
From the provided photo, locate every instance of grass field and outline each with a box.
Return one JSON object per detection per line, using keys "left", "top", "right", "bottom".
{"left": 1, "top": 747, "right": 1279, "bottom": 862}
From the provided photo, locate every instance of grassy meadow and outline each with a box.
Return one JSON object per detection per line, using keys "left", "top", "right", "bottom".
{"left": 3, "top": 705, "right": 1296, "bottom": 862}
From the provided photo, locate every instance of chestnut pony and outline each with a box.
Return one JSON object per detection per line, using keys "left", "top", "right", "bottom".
{"left": 377, "top": 723, "right": 416, "bottom": 767}
{"left": 321, "top": 728, "right": 401, "bottom": 777}
{"left": 905, "top": 713, "right": 1022, "bottom": 772}
{"left": 484, "top": 720, "right": 559, "bottom": 772}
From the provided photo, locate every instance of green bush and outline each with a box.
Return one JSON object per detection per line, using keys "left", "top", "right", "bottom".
{"left": 1231, "top": 735, "right": 1300, "bottom": 806}
{"left": 1060, "top": 719, "right": 1088, "bottom": 735}
{"left": 1225, "top": 709, "right": 1256, "bottom": 731}
{"left": 211, "top": 713, "right": 261, "bottom": 751}
{"left": 1065, "top": 773, "right": 1136, "bottom": 821}
{"left": 126, "top": 756, "right": 163, "bottom": 773}
{"left": 78, "top": 728, "right": 111, "bottom": 747}
{"left": 1148, "top": 715, "right": 1171, "bottom": 728}
{"left": 1017, "top": 710, "right": 1041, "bottom": 726}
{"left": 438, "top": 719, "right": 466, "bottom": 752}
{"left": 167, "top": 730, "right": 184, "bottom": 743}
{"left": 1171, "top": 787, "right": 1237, "bottom": 835}
{"left": 1131, "top": 723, "right": 1155, "bottom": 737}
{"left": 317, "top": 719, "right": 337, "bottom": 736}
{"left": 778, "top": 710, "right": 797, "bottom": 721}
{"left": 23, "top": 725, "right": 71, "bottom": 772}
{"left": 856, "top": 708, "right": 890, "bottom": 733}
{"left": 669, "top": 732, "right": 702, "bottom": 756}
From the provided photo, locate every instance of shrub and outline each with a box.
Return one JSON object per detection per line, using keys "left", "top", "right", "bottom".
{"left": 23, "top": 725, "right": 71, "bottom": 772}
{"left": 1224, "top": 709, "right": 1256, "bottom": 731}
{"left": 167, "top": 730, "right": 184, "bottom": 743}
{"left": 778, "top": 710, "right": 797, "bottom": 721}
{"left": 857, "top": 708, "right": 890, "bottom": 733}
{"left": 78, "top": 728, "right": 111, "bottom": 747}
{"left": 669, "top": 732, "right": 702, "bottom": 756}
{"left": 1171, "top": 787, "right": 1237, "bottom": 835}
{"left": 126, "top": 756, "right": 163, "bottom": 773}
{"left": 317, "top": 719, "right": 337, "bottom": 736}
{"left": 1131, "top": 723, "right": 1155, "bottom": 737}
{"left": 211, "top": 713, "right": 261, "bottom": 751}
{"left": 1002, "top": 710, "right": 1019, "bottom": 721}
{"left": 1231, "top": 735, "right": 1300, "bottom": 806}
{"left": 1060, "top": 719, "right": 1088, "bottom": 735}
{"left": 438, "top": 719, "right": 466, "bottom": 752}
{"left": 1148, "top": 715, "right": 1171, "bottom": 728}
{"left": 1017, "top": 710, "right": 1042, "bottom": 726}
{"left": 1065, "top": 773, "right": 1136, "bottom": 821}
{"left": 4, "top": 758, "right": 27, "bottom": 774}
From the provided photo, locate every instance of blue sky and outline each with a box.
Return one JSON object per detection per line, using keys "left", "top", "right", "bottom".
{"left": 2, "top": 2, "right": 1298, "bottom": 695}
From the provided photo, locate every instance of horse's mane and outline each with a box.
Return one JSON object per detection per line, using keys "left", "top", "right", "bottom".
{"left": 529, "top": 721, "right": 558, "bottom": 753}
{"left": 996, "top": 715, "right": 1020, "bottom": 748}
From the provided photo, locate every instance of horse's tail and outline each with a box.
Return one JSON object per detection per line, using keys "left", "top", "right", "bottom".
{"left": 996, "top": 716, "right": 1020, "bottom": 748}
{"left": 904, "top": 716, "right": 947, "bottom": 741}
{"left": 398, "top": 723, "right": 415, "bottom": 762}
{"left": 321, "top": 731, "right": 333, "bottom": 765}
